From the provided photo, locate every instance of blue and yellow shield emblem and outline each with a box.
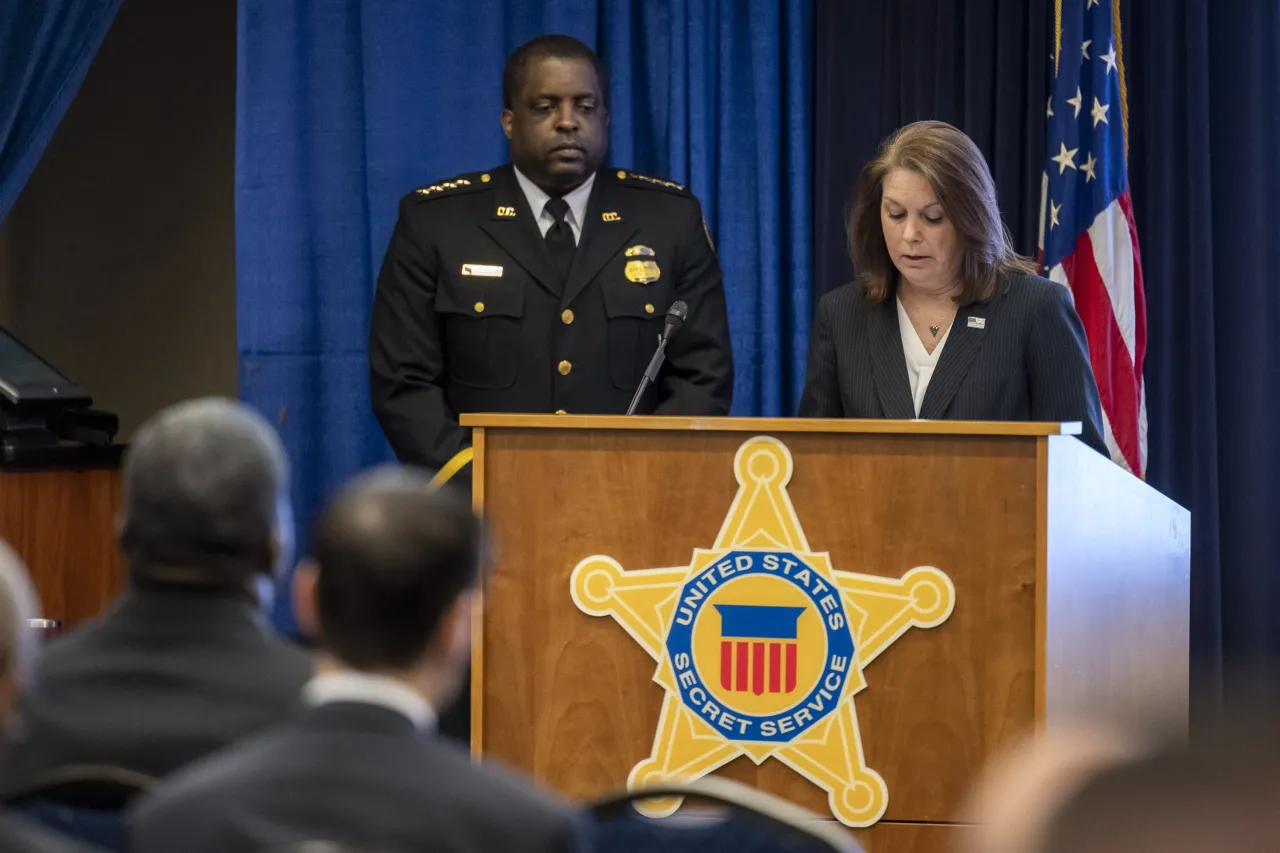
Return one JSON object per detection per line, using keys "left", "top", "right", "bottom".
{"left": 570, "top": 436, "right": 956, "bottom": 827}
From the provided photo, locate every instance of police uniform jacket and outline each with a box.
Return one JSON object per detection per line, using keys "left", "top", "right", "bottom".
{"left": 369, "top": 164, "right": 734, "bottom": 471}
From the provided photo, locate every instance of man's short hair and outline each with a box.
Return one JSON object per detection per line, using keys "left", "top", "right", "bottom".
{"left": 120, "top": 397, "right": 290, "bottom": 589}
{"left": 310, "top": 466, "right": 484, "bottom": 671}
{"left": 502, "top": 34, "right": 609, "bottom": 110}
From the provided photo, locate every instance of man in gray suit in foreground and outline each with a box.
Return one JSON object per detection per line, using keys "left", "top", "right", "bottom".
{"left": 129, "top": 467, "right": 587, "bottom": 853}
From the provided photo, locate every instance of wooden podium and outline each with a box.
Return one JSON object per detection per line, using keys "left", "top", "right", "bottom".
{"left": 0, "top": 445, "right": 126, "bottom": 628}
{"left": 462, "top": 415, "right": 1190, "bottom": 852}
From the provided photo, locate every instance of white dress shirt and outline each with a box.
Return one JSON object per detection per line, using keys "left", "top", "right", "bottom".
{"left": 513, "top": 165, "right": 595, "bottom": 245}
{"left": 303, "top": 670, "right": 436, "bottom": 730}
{"left": 896, "top": 296, "right": 952, "bottom": 417}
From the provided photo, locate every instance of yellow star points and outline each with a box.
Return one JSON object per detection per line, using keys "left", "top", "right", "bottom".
{"left": 1052, "top": 142, "right": 1079, "bottom": 175}
{"left": 570, "top": 436, "right": 955, "bottom": 828}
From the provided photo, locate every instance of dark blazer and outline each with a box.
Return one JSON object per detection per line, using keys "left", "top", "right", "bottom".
{"left": 1, "top": 586, "right": 313, "bottom": 793}
{"left": 369, "top": 163, "right": 735, "bottom": 471}
{"left": 0, "top": 812, "right": 96, "bottom": 852}
{"left": 128, "top": 701, "right": 587, "bottom": 853}
{"left": 798, "top": 272, "right": 1108, "bottom": 456}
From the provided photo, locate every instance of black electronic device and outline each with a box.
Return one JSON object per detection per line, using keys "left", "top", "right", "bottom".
{"left": 0, "top": 328, "right": 117, "bottom": 461}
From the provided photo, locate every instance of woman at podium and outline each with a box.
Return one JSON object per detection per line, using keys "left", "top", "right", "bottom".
{"left": 798, "top": 121, "right": 1107, "bottom": 457}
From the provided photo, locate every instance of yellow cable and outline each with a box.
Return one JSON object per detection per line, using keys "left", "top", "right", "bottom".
{"left": 429, "top": 447, "right": 473, "bottom": 488}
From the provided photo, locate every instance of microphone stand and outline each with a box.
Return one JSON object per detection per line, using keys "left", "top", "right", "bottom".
{"left": 626, "top": 334, "right": 670, "bottom": 416}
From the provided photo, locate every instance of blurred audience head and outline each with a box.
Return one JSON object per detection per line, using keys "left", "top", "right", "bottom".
{"left": 963, "top": 712, "right": 1280, "bottom": 853}
{"left": 959, "top": 722, "right": 1143, "bottom": 853}
{"left": 294, "top": 466, "right": 485, "bottom": 710}
{"left": 1042, "top": 736, "right": 1280, "bottom": 853}
{"left": 119, "top": 397, "right": 293, "bottom": 599}
{"left": 0, "top": 539, "right": 40, "bottom": 721}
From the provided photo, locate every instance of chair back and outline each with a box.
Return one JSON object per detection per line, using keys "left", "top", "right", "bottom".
{"left": 3, "top": 764, "right": 154, "bottom": 852}
{"left": 587, "top": 776, "right": 864, "bottom": 853}
{"left": 261, "top": 843, "right": 390, "bottom": 853}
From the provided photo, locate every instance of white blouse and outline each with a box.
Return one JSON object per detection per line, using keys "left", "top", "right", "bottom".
{"left": 896, "top": 296, "right": 952, "bottom": 417}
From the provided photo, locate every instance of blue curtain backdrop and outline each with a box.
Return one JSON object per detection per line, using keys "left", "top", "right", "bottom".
{"left": 1118, "top": 0, "right": 1280, "bottom": 707}
{"left": 237, "top": 0, "right": 812, "bottom": 633}
{"left": 815, "top": 0, "right": 1280, "bottom": 713}
{"left": 0, "top": 0, "right": 121, "bottom": 219}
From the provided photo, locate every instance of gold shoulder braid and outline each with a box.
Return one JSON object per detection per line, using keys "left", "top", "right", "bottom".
{"left": 413, "top": 173, "right": 488, "bottom": 201}
{"left": 614, "top": 170, "right": 688, "bottom": 193}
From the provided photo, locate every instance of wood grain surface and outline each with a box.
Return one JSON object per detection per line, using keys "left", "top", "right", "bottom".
{"left": 0, "top": 467, "right": 124, "bottom": 627}
{"left": 475, "top": 427, "right": 1041, "bottom": 824}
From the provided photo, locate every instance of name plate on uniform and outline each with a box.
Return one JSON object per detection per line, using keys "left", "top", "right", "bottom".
{"left": 461, "top": 264, "right": 503, "bottom": 277}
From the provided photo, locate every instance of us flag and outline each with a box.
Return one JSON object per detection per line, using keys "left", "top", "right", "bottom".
{"left": 1038, "top": 0, "right": 1147, "bottom": 477}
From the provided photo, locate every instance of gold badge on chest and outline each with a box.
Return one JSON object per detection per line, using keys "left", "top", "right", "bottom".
{"left": 625, "top": 259, "right": 661, "bottom": 284}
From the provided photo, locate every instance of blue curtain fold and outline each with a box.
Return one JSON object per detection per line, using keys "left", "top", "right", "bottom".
{"left": 1119, "top": 0, "right": 1280, "bottom": 704}
{"left": 236, "top": 0, "right": 812, "bottom": 633}
{"left": 0, "top": 0, "right": 121, "bottom": 220}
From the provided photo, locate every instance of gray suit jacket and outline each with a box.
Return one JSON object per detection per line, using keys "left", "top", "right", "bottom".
{"left": 798, "top": 272, "right": 1107, "bottom": 456}
{"left": 3, "top": 585, "right": 313, "bottom": 793}
{"left": 128, "top": 701, "right": 587, "bottom": 853}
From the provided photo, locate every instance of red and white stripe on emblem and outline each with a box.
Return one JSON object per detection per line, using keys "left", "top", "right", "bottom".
{"left": 720, "top": 640, "right": 797, "bottom": 695}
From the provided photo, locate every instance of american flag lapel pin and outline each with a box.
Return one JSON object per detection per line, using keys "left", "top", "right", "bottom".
{"left": 967, "top": 316, "right": 986, "bottom": 329}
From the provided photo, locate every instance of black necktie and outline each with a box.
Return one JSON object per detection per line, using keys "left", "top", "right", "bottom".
{"left": 543, "top": 197, "right": 576, "bottom": 282}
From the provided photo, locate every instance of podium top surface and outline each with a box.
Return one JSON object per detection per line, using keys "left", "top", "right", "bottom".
{"left": 460, "top": 414, "right": 1082, "bottom": 437}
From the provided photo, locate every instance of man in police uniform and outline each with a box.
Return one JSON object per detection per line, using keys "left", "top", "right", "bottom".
{"left": 369, "top": 35, "right": 734, "bottom": 477}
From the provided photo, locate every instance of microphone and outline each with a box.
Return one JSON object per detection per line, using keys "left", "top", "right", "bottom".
{"left": 626, "top": 301, "right": 688, "bottom": 415}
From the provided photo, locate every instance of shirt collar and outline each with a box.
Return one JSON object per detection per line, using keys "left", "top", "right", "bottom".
{"left": 303, "top": 671, "right": 436, "bottom": 731}
{"left": 512, "top": 165, "right": 595, "bottom": 230}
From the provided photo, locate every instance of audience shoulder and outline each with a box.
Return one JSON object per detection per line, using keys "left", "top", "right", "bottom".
{"left": 428, "top": 737, "right": 579, "bottom": 829}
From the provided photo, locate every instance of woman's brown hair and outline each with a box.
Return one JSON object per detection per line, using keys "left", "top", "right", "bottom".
{"left": 847, "top": 120, "right": 1036, "bottom": 305}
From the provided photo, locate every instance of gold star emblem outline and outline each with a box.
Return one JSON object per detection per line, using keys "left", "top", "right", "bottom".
{"left": 570, "top": 436, "right": 956, "bottom": 828}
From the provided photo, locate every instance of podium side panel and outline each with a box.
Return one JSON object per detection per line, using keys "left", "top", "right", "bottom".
{"left": 1041, "top": 435, "right": 1191, "bottom": 734}
{"left": 479, "top": 428, "right": 1040, "bottom": 825}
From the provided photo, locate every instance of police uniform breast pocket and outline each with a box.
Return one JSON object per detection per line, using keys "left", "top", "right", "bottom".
{"left": 601, "top": 278, "right": 669, "bottom": 391}
{"left": 435, "top": 270, "right": 525, "bottom": 389}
